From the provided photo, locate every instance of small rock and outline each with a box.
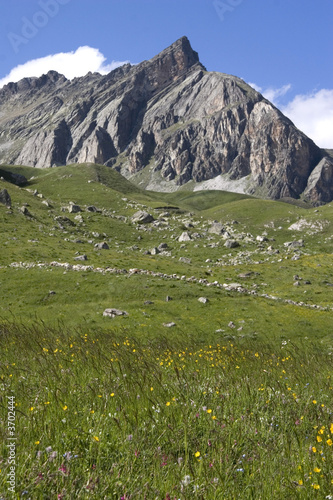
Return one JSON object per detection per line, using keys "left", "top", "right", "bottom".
{"left": 238, "top": 272, "right": 253, "bottom": 278}
{"left": 163, "top": 322, "right": 176, "bottom": 328}
{"left": 20, "top": 206, "right": 30, "bottom": 216}
{"left": 256, "top": 235, "right": 268, "bottom": 242}
{"left": 179, "top": 257, "right": 191, "bottom": 264}
{"left": 144, "top": 301, "right": 154, "bottom": 305}
{"left": 284, "top": 240, "right": 304, "bottom": 248}
{"left": 165, "top": 296, "right": 173, "bottom": 302}
{"left": 198, "top": 297, "right": 208, "bottom": 304}
{"left": 228, "top": 321, "right": 236, "bottom": 328}
{"left": 94, "top": 242, "right": 109, "bottom": 250}
{"left": 150, "top": 247, "right": 160, "bottom": 255}
{"left": 74, "top": 255, "right": 87, "bottom": 261}
{"left": 86, "top": 206, "right": 98, "bottom": 212}
{"left": 226, "top": 283, "right": 243, "bottom": 291}
{"left": 158, "top": 242, "right": 169, "bottom": 251}
{"left": 103, "top": 308, "right": 128, "bottom": 318}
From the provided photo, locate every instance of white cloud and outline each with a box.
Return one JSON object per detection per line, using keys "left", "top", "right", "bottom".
{"left": 0, "top": 46, "right": 129, "bottom": 88}
{"left": 281, "top": 89, "right": 333, "bottom": 149}
{"left": 249, "top": 81, "right": 333, "bottom": 148}
{"left": 248, "top": 82, "right": 292, "bottom": 105}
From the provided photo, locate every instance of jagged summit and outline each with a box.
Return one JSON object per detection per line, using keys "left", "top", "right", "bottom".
{"left": 0, "top": 37, "right": 332, "bottom": 204}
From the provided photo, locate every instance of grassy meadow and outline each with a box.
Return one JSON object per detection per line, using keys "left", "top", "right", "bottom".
{"left": 1, "top": 164, "right": 333, "bottom": 498}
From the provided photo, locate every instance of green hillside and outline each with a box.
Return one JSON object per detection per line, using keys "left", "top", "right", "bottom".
{"left": 1, "top": 163, "right": 333, "bottom": 498}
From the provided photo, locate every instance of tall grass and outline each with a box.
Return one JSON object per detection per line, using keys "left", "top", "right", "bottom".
{"left": 1, "top": 323, "right": 333, "bottom": 499}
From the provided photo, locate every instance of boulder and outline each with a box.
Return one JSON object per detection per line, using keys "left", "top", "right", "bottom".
{"left": 0, "top": 188, "right": 11, "bottom": 207}
{"left": 68, "top": 204, "right": 82, "bottom": 213}
{"left": 224, "top": 239, "right": 240, "bottom": 249}
{"left": 131, "top": 211, "right": 154, "bottom": 224}
{"left": 178, "top": 231, "right": 191, "bottom": 242}
{"left": 208, "top": 222, "right": 225, "bottom": 235}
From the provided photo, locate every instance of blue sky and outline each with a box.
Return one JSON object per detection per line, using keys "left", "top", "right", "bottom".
{"left": 0, "top": 0, "right": 332, "bottom": 147}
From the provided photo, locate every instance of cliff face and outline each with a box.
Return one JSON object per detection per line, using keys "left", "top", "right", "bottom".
{"left": 0, "top": 36, "right": 332, "bottom": 203}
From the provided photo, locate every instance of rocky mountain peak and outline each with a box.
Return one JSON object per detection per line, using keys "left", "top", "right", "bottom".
{"left": 145, "top": 35, "right": 203, "bottom": 75}
{"left": 0, "top": 37, "right": 332, "bottom": 204}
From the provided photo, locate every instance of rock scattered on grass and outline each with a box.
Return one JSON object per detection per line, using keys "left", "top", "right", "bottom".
{"left": 74, "top": 255, "right": 87, "bottom": 261}
{"left": 131, "top": 211, "right": 154, "bottom": 224}
{"left": 224, "top": 239, "right": 240, "bottom": 249}
{"left": 94, "top": 242, "right": 109, "bottom": 250}
{"left": 68, "top": 204, "right": 82, "bottom": 213}
{"left": 198, "top": 297, "right": 208, "bottom": 304}
{"left": 178, "top": 231, "right": 191, "bottom": 242}
{"left": 103, "top": 308, "right": 128, "bottom": 318}
{"left": 179, "top": 257, "right": 191, "bottom": 264}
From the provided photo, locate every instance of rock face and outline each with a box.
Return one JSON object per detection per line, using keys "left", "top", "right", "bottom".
{"left": 0, "top": 36, "right": 332, "bottom": 203}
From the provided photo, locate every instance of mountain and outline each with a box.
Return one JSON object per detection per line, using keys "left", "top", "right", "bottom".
{"left": 0, "top": 36, "right": 332, "bottom": 204}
